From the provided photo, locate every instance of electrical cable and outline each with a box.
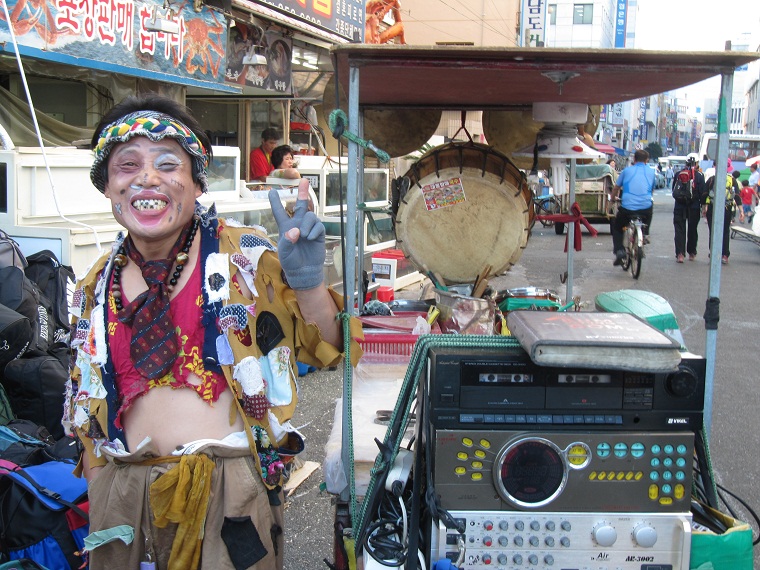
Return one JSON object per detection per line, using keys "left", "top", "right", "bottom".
{"left": 1, "top": 0, "right": 103, "bottom": 254}
{"left": 715, "top": 483, "right": 760, "bottom": 546}
{"left": 364, "top": 495, "right": 409, "bottom": 567}
{"left": 291, "top": 102, "right": 328, "bottom": 156}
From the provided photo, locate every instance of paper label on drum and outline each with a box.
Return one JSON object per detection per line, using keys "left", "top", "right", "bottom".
{"left": 422, "top": 177, "right": 466, "bottom": 211}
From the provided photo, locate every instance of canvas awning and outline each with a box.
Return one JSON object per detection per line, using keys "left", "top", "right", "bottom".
{"left": 593, "top": 143, "right": 618, "bottom": 154}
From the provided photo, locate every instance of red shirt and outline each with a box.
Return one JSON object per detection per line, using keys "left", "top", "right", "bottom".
{"left": 741, "top": 185, "right": 755, "bottom": 206}
{"left": 107, "top": 256, "right": 227, "bottom": 428}
{"left": 250, "top": 146, "right": 273, "bottom": 181}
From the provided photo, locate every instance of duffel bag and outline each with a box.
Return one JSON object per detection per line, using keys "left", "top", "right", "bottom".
{"left": 1, "top": 357, "right": 67, "bottom": 440}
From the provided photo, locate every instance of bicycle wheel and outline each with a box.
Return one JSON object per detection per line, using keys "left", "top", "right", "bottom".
{"left": 630, "top": 227, "right": 643, "bottom": 279}
{"left": 535, "top": 197, "right": 559, "bottom": 227}
{"left": 621, "top": 227, "right": 632, "bottom": 270}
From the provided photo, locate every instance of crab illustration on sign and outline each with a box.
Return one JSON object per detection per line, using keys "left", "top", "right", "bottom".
{"left": 176, "top": 10, "right": 225, "bottom": 77}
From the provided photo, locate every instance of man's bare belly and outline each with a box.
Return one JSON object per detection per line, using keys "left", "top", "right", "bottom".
{"left": 121, "top": 374, "right": 244, "bottom": 456}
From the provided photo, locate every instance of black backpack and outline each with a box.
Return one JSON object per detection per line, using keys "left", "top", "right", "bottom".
{"left": 672, "top": 169, "right": 693, "bottom": 205}
{"left": 0, "top": 267, "right": 51, "bottom": 354}
{"left": 0, "top": 230, "right": 26, "bottom": 272}
{"left": 1, "top": 356, "right": 68, "bottom": 441}
{"left": 0, "top": 458, "right": 88, "bottom": 570}
{"left": 0, "top": 304, "right": 33, "bottom": 371}
{"left": 24, "top": 251, "right": 75, "bottom": 347}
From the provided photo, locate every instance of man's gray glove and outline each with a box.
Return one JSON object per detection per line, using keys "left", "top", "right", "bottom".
{"left": 268, "top": 179, "right": 325, "bottom": 290}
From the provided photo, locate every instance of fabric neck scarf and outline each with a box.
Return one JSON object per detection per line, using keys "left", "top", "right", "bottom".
{"left": 117, "top": 221, "right": 194, "bottom": 379}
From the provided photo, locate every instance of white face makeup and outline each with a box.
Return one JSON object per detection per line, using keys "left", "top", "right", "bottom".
{"left": 104, "top": 137, "right": 201, "bottom": 257}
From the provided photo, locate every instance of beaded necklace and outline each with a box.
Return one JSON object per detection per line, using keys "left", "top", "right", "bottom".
{"left": 111, "top": 214, "right": 200, "bottom": 311}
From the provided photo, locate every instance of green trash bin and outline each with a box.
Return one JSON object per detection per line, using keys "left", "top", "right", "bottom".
{"left": 595, "top": 289, "right": 685, "bottom": 349}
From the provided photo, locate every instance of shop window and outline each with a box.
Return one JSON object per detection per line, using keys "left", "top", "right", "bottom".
{"left": 573, "top": 3, "right": 593, "bottom": 25}
{"left": 548, "top": 4, "right": 557, "bottom": 25}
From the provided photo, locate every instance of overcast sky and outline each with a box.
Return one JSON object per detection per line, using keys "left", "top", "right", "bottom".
{"left": 634, "top": 0, "right": 759, "bottom": 110}
{"left": 634, "top": 0, "right": 756, "bottom": 52}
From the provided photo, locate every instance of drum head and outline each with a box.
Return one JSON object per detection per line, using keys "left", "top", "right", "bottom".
{"left": 482, "top": 109, "right": 552, "bottom": 171}
{"left": 322, "top": 75, "right": 442, "bottom": 158}
{"left": 396, "top": 142, "right": 532, "bottom": 284}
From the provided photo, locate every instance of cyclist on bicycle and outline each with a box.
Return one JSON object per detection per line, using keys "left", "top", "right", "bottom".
{"left": 610, "top": 149, "right": 655, "bottom": 266}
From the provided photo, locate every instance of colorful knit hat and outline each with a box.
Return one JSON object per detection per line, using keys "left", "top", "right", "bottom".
{"left": 90, "top": 110, "right": 209, "bottom": 193}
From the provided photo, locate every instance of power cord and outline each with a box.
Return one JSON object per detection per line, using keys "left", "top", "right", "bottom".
{"left": 364, "top": 491, "right": 410, "bottom": 567}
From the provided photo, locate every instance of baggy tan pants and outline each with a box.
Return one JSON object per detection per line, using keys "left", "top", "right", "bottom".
{"left": 88, "top": 444, "right": 284, "bottom": 570}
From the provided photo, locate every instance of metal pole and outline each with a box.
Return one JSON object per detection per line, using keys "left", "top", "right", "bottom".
{"left": 566, "top": 159, "right": 576, "bottom": 301}
{"left": 339, "top": 64, "right": 361, "bottom": 503}
{"left": 345, "top": 65, "right": 360, "bottom": 317}
{"left": 703, "top": 70, "right": 733, "bottom": 437}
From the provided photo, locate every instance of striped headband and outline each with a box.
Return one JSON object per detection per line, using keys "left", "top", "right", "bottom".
{"left": 90, "top": 110, "right": 209, "bottom": 193}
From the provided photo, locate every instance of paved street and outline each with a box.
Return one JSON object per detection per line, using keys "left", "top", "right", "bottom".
{"left": 283, "top": 187, "right": 760, "bottom": 569}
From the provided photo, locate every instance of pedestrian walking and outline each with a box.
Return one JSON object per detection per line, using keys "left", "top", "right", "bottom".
{"left": 740, "top": 179, "right": 755, "bottom": 225}
{"left": 704, "top": 169, "right": 741, "bottom": 264}
{"left": 672, "top": 156, "right": 705, "bottom": 262}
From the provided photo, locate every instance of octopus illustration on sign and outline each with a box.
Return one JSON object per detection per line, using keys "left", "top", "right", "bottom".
{"left": 365, "top": 0, "right": 406, "bottom": 44}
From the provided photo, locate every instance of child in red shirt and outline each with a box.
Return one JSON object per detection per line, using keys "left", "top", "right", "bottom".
{"left": 740, "top": 179, "right": 756, "bottom": 224}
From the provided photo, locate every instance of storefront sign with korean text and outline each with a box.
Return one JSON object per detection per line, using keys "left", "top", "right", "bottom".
{"left": 0, "top": 0, "right": 230, "bottom": 88}
{"left": 256, "top": 0, "right": 364, "bottom": 42}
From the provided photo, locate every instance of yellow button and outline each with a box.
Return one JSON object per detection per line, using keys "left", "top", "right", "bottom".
{"left": 598, "top": 472, "right": 607, "bottom": 480}
{"left": 567, "top": 444, "right": 590, "bottom": 466}
{"left": 455, "top": 466, "right": 466, "bottom": 475}
{"left": 457, "top": 452, "right": 468, "bottom": 461}
{"left": 474, "top": 450, "right": 486, "bottom": 459}
{"left": 471, "top": 472, "right": 483, "bottom": 481}
{"left": 634, "top": 472, "right": 644, "bottom": 481}
{"left": 674, "top": 484, "right": 685, "bottom": 499}
{"left": 589, "top": 472, "right": 597, "bottom": 480}
{"left": 626, "top": 472, "right": 634, "bottom": 480}
{"left": 471, "top": 461, "right": 483, "bottom": 470}
{"left": 648, "top": 484, "right": 659, "bottom": 500}
{"left": 607, "top": 471, "right": 616, "bottom": 480}
{"left": 659, "top": 497, "right": 674, "bottom": 505}
{"left": 462, "top": 437, "right": 473, "bottom": 447}
{"left": 616, "top": 472, "right": 625, "bottom": 480}
{"left": 479, "top": 439, "right": 491, "bottom": 449}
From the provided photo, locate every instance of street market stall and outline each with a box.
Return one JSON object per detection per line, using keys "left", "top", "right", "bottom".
{"left": 326, "top": 44, "right": 759, "bottom": 570}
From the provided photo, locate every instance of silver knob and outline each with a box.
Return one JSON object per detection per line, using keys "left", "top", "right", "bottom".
{"left": 633, "top": 524, "right": 658, "bottom": 548}
{"left": 593, "top": 523, "right": 618, "bottom": 547}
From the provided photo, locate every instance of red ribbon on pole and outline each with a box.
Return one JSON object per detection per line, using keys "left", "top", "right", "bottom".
{"left": 535, "top": 202, "right": 598, "bottom": 251}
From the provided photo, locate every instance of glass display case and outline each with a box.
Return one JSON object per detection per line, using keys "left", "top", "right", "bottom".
{"left": 324, "top": 169, "right": 389, "bottom": 213}
{"left": 205, "top": 145, "right": 241, "bottom": 201}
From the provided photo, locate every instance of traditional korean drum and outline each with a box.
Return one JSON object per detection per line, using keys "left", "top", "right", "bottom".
{"left": 321, "top": 75, "right": 442, "bottom": 158}
{"left": 395, "top": 142, "right": 532, "bottom": 284}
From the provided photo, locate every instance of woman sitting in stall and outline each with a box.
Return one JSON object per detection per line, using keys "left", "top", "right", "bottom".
{"left": 270, "top": 144, "right": 301, "bottom": 180}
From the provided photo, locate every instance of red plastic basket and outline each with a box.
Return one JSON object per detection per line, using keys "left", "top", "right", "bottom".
{"left": 358, "top": 331, "right": 419, "bottom": 358}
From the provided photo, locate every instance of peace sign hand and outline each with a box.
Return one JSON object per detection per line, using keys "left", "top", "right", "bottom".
{"left": 268, "top": 178, "right": 325, "bottom": 290}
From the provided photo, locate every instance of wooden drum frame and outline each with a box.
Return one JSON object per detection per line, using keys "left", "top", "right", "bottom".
{"left": 395, "top": 142, "right": 533, "bottom": 284}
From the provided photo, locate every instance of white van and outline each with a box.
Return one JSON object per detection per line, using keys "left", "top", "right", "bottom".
{"left": 659, "top": 155, "right": 689, "bottom": 173}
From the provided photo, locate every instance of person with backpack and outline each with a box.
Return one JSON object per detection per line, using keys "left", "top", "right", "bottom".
{"left": 672, "top": 156, "right": 706, "bottom": 263}
{"left": 610, "top": 149, "right": 655, "bottom": 266}
{"left": 63, "top": 95, "right": 363, "bottom": 570}
{"left": 703, "top": 168, "right": 742, "bottom": 264}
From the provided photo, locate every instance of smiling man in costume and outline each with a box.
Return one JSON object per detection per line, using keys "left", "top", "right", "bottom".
{"left": 64, "top": 94, "right": 362, "bottom": 570}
